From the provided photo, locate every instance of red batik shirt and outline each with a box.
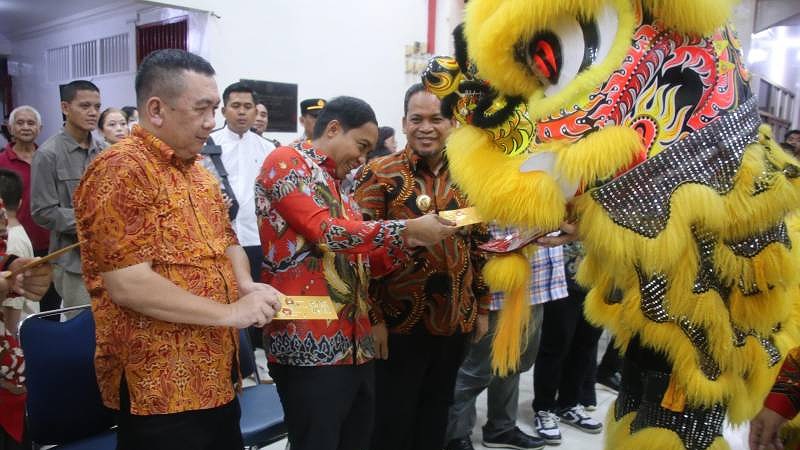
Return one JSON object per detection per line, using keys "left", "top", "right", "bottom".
{"left": 355, "top": 146, "right": 491, "bottom": 336}
{"left": 256, "top": 143, "right": 408, "bottom": 366}
{"left": 765, "top": 346, "right": 800, "bottom": 420}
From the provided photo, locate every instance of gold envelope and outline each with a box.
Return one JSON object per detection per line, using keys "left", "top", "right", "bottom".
{"left": 274, "top": 295, "right": 338, "bottom": 320}
{"left": 439, "top": 207, "right": 483, "bottom": 227}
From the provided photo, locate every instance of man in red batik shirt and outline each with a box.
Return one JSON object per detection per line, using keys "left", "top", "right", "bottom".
{"left": 256, "top": 95, "right": 457, "bottom": 450}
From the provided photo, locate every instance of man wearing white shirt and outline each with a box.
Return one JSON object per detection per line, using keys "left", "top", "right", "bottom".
{"left": 203, "top": 82, "right": 273, "bottom": 283}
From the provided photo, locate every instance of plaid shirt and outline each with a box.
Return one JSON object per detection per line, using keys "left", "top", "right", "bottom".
{"left": 489, "top": 226, "right": 568, "bottom": 311}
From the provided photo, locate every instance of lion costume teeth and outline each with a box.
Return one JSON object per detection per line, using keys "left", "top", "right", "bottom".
{"left": 424, "top": 1, "right": 800, "bottom": 448}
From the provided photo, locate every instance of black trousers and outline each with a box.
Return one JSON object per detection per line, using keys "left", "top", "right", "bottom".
{"left": 116, "top": 379, "right": 243, "bottom": 450}
{"left": 533, "top": 281, "right": 603, "bottom": 412}
{"left": 269, "top": 362, "right": 375, "bottom": 450}
{"left": 598, "top": 336, "right": 623, "bottom": 377}
{"left": 371, "top": 332, "right": 468, "bottom": 450}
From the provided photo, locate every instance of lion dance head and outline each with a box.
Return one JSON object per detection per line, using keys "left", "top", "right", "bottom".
{"left": 426, "top": 1, "right": 800, "bottom": 448}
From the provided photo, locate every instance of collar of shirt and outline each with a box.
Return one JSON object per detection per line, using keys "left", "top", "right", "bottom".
{"left": 402, "top": 145, "right": 449, "bottom": 174}
{"left": 61, "top": 129, "right": 102, "bottom": 154}
{"left": 3, "top": 143, "right": 37, "bottom": 162}
{"left": 131, "top": 125, "right": 197, "bottom": 171}
{"left": 297, "top": 142, "right": 339, "bottom": 179}
{"left": 219, "top": 125, "right": 251, "bottom": 143}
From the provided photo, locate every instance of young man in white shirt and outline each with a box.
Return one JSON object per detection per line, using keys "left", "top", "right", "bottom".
{"left": 202, "top": 82, "right": 273, "bottom": 283}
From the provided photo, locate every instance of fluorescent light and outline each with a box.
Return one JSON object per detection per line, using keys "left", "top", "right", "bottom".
{"left": 748, "top": 47, "right": 769, "bottom": 63}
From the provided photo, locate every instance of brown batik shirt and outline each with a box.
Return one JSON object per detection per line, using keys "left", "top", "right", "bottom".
{"left": 354, "top": 146, "right": 490, "bottom": 336}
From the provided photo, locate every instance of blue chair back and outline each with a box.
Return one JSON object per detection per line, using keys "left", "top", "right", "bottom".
{"left": 19, "top": 306, "right": 115, "bottom": 445}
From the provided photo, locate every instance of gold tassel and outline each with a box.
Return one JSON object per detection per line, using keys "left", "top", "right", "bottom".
{"left": 483, "top": 253, "right": 532, "bottom": 376}
{"left": 491, "top": 286, "right": 531, "bottom": 376}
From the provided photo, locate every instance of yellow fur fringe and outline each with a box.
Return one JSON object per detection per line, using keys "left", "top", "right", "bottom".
{"left": 447, "top": 126, "right": 566, "bottom": 229}
{"left": 606, "top": 407, "right": 731, "bottom": 450}
{"left": 642, "top": 0, "right": 737, "bottom": 36}
{"left": 555, "top": 125, "right": 644, "bottom": 186}
{"left": 465, "top": 0, "right": 638, "bottom": 120}
{"left": 483, "top": 253, "right": 532, "bottom": 376}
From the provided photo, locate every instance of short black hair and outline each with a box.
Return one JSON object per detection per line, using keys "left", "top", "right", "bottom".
{"left": 121, "top": 106, "right": 137, "bottom": 119}
{"left": 0, "top": 169, "right": 23, "bottom": 212}
{"left": 376, "top": 126, "right": 395, "bottom": 149}
{"left": 785, "top": 129, "right": 800, "bottom": 141}
{"left": 60, "top": 80, "right": 100, "bottom": 103}
{"left": 222, "top": 82, "right": 255, "bottom": 105}
{"left": 311, "top": 96, "right": 377, "bottom": 140}
{"left": 404, "top": 83, "right": 427, "bottom": 117}
{"left": 99, "top": 107, "right": 127, "bottom": 129}
{"left": 135, "top": 49, "right": 215, "bottom": 108}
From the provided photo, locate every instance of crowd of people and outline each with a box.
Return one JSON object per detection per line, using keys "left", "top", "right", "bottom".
{"left": 0, "top": 47, "right": 799, "bottom": 450}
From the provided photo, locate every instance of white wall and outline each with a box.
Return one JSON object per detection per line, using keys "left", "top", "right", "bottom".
{"left": 201, "top": 0, "right": 459, "bottom": 145}
{"left": 7, "top": 2, "right": 211, "bottom": 142}
{"left": 9, "top": 0, "right": 465, "bottom": 144}
{"left": 9, "top": 3, "right": 140, "bottom": 141}
{"left": 0, "top": 33, "right": 11, "bottom": 55}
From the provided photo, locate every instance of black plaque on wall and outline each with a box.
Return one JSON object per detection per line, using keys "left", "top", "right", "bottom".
{"left": 241, "top": 79, "right": 298, "bottom": 132}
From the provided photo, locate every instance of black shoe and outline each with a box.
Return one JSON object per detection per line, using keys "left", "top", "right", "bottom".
{"left": 597, "top": 372, "right": 621, "bottom": 392}
{"left": 445, "top": 437, "right": 475, "bottom": 450}
{"left": 483, "top": 427, "right": 545, "bottom": 450}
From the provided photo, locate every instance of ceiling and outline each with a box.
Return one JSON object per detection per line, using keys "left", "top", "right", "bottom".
{"left": 0, "top": 0, "right": 134, "bottom": 38}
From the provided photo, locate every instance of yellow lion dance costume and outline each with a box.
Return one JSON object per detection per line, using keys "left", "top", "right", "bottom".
{"left": 423, "top": 1, "right": 800, "bottom": 449}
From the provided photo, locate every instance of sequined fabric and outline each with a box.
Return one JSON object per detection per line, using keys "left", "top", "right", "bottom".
{"left": 592, "top": 97, "right": 761, "bottom": 238}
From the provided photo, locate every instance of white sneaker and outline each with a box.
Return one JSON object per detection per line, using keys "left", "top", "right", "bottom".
{"left": 534, "top": 410, "right": 562, "bottom": 445}
{"left": 558, "top": 405, "right": 603, "bottom": 434}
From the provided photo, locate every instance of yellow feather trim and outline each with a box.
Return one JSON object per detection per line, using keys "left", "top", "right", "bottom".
{"left": 483, "top": 253, "right": 531, "bottom": 292}
{"left": 555, "top": 125, "right": 644, "bottom": 187}
{"left": 465, "top": 0, "right": 638, "bottom": 121}
{"left": 446, "top": 126, "right": 565, "bottom": 229}
{"left": 491, "top": 287, "right": 531, "bottom": 377}
{"left": 484, "top": 253, "right": 532, "bottom": 376}
{"left": 642, "top": 0, "right": 736, "bottom": 36}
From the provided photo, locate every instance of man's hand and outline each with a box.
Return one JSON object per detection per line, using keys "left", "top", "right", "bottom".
{"left": 372, "top": 322, "right": 389, "bottom": 360}
{"left": 238, "top": 281, "right": 280, "bottom": 298}
{"left": 473, "top": 314, "right": 489, "bottom": 343}
{"left": 404, "top": 214, "right": 458, "bottom": 247}
{"left": 749, "top": 407, "right": 787, "bottom": 450}
{"left": 225, "top": 289, "right": 282, "bottom": 329}
{"left": 6, "top": 257, "right": 53, "bottom": 300}
{"left": 535, "top": 221, "right": 578, "bottom": 247}
{"left": 221, "top": 191, "right": 234, "bottom": 210}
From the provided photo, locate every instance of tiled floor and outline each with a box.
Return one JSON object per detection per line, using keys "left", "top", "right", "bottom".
{"left": 257, "top": 351, "right": 752, "bottom": 450}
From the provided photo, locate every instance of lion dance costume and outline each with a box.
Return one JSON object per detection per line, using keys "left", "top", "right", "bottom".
{"left": 423, "top": 1, "right": 800, "bottom": 449}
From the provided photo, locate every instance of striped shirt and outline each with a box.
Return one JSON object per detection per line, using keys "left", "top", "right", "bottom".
{"left": 488, "top": 226, "right": 568, "bottom": 311}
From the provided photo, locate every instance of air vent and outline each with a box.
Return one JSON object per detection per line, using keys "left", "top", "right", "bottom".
{"left": 100, "top": 33, "right": 129, "bottom": 75}
{"left": 72, "top": 40, "right": 97, "bottom": 78}
{"left": 46, "top": 46, "right": 70, "bottom": 82}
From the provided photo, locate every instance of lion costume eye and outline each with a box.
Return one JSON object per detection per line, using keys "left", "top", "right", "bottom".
{"left": 517, "top": 3, "right": 619, "bottom": 98}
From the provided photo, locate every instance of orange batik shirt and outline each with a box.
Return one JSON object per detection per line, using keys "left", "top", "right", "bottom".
{"left": 74, "top": 125, "right": 240, "bottom": 415}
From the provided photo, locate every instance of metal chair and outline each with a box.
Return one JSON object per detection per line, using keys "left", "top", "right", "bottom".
{"left": 238, "top": 328, "right": 287, "bottom": 448}
{"left": 19, "top": 305, "right": 116, "bottom": 449}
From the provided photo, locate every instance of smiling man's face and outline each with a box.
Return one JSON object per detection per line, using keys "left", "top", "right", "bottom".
{"left": 403, "top": 90, "right": 453, "bottom": 158}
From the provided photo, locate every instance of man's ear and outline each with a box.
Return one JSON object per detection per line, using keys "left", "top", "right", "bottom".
{"left": 145, "top": 97, "right": 164, "bottom": 127}
{"left": 325, "top": 119, "right": 340, "bottom": 138}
